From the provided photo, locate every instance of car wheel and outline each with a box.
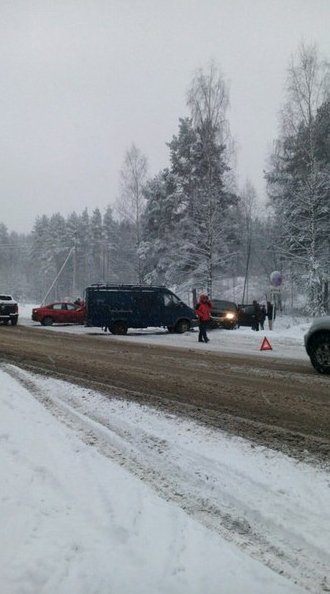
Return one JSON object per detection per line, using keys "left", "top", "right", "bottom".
{"left": 309, "top": 332, "right": 330, "bottom": 374}
{"left": 109, "top": 321, "right": 128, "bottom": 335}
{"left": 174, "top": 319, "right": 190, "bottom": 334}
{"left": 42, "top": 316, "right": 54, "bottom": 326}
{"left": 167, "top": 326, "right": 175, "bottom": 333}
{"left": 223, "top": 322, "right": 235, "bottom": 330}
{"left": 11, "top": 318, "right": 18, "bottom": 326}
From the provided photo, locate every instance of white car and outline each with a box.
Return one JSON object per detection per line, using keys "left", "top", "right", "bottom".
{"left": 304, "top": 316, "right": 330, "bottom": 374}
{"left": 0, "top": 294, "right": 19, "bottom": 326}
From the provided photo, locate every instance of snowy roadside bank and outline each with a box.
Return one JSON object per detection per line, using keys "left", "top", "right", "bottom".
{"left": 1, "top": 365, "right": 329, "bottom": 594}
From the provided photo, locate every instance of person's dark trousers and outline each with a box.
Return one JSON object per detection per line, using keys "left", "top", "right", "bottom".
{"left": 198, "top": 320, "right": 209, "bottom": 342}
{"left": 251, "top": 318, "right": 259, "bottom": 331}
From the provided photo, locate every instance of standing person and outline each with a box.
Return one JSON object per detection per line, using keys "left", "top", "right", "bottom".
{"left": 252, "top": 300, "right": 261, "bottom": 331}
{"left": 266, "top": 301, "right": 275, "bottom": 330}
{"left": 260, "top": 304, "right": 266, "bottom": 331}
{"left": 195, "top": 294, "right": 212, "bottom": 343}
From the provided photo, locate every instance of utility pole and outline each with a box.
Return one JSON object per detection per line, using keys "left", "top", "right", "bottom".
{"left": 242, "top": 235, "right": 251, "bottom": 305}
{"left": 42, "top": 247, "right": 74, "bottom": 305}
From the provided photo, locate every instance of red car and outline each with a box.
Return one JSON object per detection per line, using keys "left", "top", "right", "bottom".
{"left": 32, "top": 302, "right": 86, "bottom": 326}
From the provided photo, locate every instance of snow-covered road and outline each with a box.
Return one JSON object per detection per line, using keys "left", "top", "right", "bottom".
{"left": 1, "top": 363, "right": 329, "bottom": 594}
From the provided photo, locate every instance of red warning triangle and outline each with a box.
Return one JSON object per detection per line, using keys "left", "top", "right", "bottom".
{"left": 260, "top": 336, "right": 272, "bottom": 351}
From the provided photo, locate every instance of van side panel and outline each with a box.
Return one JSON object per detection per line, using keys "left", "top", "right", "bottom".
{"left": 86, "top": 289, "right": 135, "bottom": 327}
{"left": 85, "top": 285, "right": 195, "bottom": 331}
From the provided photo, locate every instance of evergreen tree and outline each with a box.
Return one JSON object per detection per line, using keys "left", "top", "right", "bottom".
{"left": 141, "top": 169, "right": 179, "bottom": 284}
{"left": 30, "top": 215, "right": 52, "bottom": 301}
{"left": 78, "top": 208, "right": 92, "bottom": 290}
{"left": 142, "top": 64, "right": 239, "bottom": 295}
{"left": 89, "top": 208, "right": 104, "bottom": 283}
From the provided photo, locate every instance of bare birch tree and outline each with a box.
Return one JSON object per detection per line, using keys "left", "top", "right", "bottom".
{"left": 282, "top": 42, "right": 330, "bottom": 137}
{"left": 267, "top": 43, "right": 330, "bottom": 314}
{"left": 117, "top": 144, "right": 148, "bottom": 283}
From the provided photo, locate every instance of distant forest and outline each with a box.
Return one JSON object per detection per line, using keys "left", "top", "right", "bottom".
{"left": 1, "top": 45, "right": 329, "bottom": 315}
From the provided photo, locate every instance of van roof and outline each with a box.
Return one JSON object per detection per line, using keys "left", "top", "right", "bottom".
{"left": 87, "top": 284, "right": 167, "bottom": 290}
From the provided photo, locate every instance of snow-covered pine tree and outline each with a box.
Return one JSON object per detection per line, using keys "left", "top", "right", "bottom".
{"left": 142, "top": 64, "right": 240, "bottom": 295}
{"left": 140, "top": 169, "right": 179, "bottom": 285}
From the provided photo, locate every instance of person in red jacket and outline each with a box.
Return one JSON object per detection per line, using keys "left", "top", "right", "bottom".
{"left": 195, "top": 294, "right": 212, "bottom": 343}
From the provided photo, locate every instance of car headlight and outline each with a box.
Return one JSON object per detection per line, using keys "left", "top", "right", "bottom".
{"left": 225, "top": 312, "right": 235, "bottom": 320}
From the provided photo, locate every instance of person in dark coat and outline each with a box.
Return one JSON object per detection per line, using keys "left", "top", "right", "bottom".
{"left": 252, "top": 300, "right": 261, "bottom": 331}
{"left": 195, "top": 294, "right": 212, "bottom": 343}
{"left": 260, "top": 304, "right": 266, "bottom": 331}
{"left": 266, "top": 301, "right": 275, "bottom": 330}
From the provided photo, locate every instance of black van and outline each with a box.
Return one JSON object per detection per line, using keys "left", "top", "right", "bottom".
{"left": 85, "top": 284, "right": 195, "bottom": 335}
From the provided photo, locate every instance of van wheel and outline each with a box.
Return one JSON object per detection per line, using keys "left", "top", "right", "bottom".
{"left": 167, "top": 326, "right": 175, "bottom": 333}
{"left": 109, "top": 321, "right": 128, "bottom": 335}
{"left": 11, "top": 318, "right": 18, "bottom": 326}
{"left": 175, "top": 319, "right": 190, "bottom": 334}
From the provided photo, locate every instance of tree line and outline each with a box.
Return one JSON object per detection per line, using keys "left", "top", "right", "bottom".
{"left": 1, "top": 44, "right": 329, "bottom": 314}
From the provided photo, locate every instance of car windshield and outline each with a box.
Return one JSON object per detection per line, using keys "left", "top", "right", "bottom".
{"left": 212, "top": 300, "right": 237, "bottom": 311}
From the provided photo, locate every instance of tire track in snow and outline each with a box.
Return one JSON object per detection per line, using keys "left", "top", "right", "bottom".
{"left": 4, "top": 363, "right": 330, "bottom": 593}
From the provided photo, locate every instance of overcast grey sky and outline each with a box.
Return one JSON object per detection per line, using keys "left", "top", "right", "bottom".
{"left": 1, "top": 0, "right": 330, "bottom": 233}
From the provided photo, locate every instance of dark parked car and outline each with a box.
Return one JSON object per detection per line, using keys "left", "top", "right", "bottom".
{"left": 85, "top": 284, "right": 195, "bottom": 334}
{"left": 237, "top": 304, "right": 257, "bottom": 327}
{"left": 208, "top": 299, "right": 239, "bottom": 330}
{"left": 0, "top": 294, "right": 18, "bottom": 325}
{"left": 32, "top": 302, "right": 86, "bottom": 326}
{"left": 304, "top": 316, "right": 330, "bottom": 374}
